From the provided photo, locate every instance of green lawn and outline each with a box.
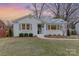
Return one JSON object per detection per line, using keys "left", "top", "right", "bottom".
{"left": 0, "top": 37, "right": 79, "bottom": 56}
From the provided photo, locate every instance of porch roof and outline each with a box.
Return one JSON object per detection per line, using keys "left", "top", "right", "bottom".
{"left": 37, "top": 16, "right": 67, "bottom": 24}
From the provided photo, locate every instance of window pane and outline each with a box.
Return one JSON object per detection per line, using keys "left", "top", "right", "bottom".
{"left": 26, "top": 24, "right": 32, "bottom": 30}
{"left": 22, "top": 24, "right": 25, "bottom": 30}
{"left": 27, "top": 24, "right": 30, "bottom": 30}
{"left": 51, "top": 25, "right": 56, "bottom": 30}
{"left": 57, "top": 25, "right": 62, "bottom": 30}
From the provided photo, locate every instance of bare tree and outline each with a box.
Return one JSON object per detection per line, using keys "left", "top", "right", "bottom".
{"left": 39, "top": 3, "right": 45, "bottom": 19}
{"left": 31, "top": 3, "right": 79, "bottom": 35}
{"left": 46, "top": 3, "right": 79, "bottom": 22}
{"left": 32, "top": 3, "right": 45, "bottom": 19}
{"left": 32, "top": 3, "right": 38, "bottom": 18}
{"left": 63, "top": 3, "right": 79, "bottom": 35}
{"left": 46, "top": 3, "right": 79, "bottom": 35}
{"left": 63, "top": 4, "right": 79, "bottom": 22}
{"left": 45, "top": 3, "right": 61, "bottom": 18}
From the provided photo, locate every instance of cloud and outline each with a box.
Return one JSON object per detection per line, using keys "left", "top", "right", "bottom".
{"left": 0, "top": 4, "right": 32, "bottom": 23}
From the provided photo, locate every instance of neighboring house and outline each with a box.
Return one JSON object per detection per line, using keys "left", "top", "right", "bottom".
{"left": 0, "top": 20, "right": 7, "bottom": 37}
{"left": 13, "top": 15, "right": 67, "bottom": 37}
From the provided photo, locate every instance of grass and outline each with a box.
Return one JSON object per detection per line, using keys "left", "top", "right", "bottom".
{"left": 0, "top": 37, "right": 79, "bottom": 56}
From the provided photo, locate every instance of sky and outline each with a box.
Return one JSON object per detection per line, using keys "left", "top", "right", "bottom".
{"left": 0, "top": 3, "right": 53, "bottom": 24}
{"left": 0, "top": 3, "right": 33, "bottom": 24}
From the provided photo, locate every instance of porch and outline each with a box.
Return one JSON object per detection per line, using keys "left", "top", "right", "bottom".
{"left": 37, "top": 23, "right": 65, "bottom": 36}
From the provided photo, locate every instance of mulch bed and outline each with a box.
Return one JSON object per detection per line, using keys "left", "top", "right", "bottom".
{"left": 45, "top": 35, "right": 66, "bottom": 38}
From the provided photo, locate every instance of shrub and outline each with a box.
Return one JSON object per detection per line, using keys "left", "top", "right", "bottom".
{"left": 24, "top": 33, "right": 28, "bottom": 37}
{"left": 19, "top": 33, "right": 24, "bottom": 37}
{"left": 48, "top": 34, "right": 52, "bottom": 36}
{"left": 53, "top": 34, "right": 56, "bottom": 36}
{"left": 29, "top": 33, "right": 33, "bottom": 37}
{"left": 57, "top": 34, "right": 61, "bottom": 36}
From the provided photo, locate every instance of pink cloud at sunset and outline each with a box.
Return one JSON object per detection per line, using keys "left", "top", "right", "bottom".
{"left": 0, "top": 3, "right": 53, "bottom": 24}
{"left": 0, "top": 5, "right": 32, "bottom": 23}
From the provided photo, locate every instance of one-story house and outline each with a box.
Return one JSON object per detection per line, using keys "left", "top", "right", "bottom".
{"left": 13, "top": 15, "right": 67, "bottom": 37}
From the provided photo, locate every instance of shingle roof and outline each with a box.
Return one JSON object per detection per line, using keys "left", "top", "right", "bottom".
{"left": 13, "top": 15, "right": 67, "bottom": 24}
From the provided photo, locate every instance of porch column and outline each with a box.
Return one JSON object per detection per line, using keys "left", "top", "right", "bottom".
{"left": 43, "top": 24, "right": 47, "bottom": 35}
{"left": 63, "top": 23, "right": 67, "bottom": 36}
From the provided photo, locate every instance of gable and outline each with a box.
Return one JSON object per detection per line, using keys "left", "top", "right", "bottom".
{"left": 13, "top": 15, "right": 42, "bottom": 24}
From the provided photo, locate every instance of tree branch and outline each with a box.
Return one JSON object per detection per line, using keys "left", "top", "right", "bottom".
{"left": 39, "top": 3, "right": 45, "bottom": 19}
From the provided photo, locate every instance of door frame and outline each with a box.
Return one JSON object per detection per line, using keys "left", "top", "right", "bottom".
{"left": 37, "top": 24, "right": 43, "bottom": 34}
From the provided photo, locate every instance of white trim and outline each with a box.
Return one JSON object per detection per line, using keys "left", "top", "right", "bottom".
{"left": 19, "top": 23, "right": 32, "bottom": 31}
{"left": 47, "top": 24, "right": 61, "bottom": 30}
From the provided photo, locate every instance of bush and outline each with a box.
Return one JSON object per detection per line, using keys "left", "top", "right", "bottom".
{"left": 53, "top": 34, "right": 56, "bottom": 36}
{"left": 19, "top": 33, "right": 33, "bottom": 37}
{"left": 19, "top": 33, "right": 24, "bottom": 37}
{"left": 48, "top": 34, "right": 52, "bottom": 36}
{"left": 29, "top": 33, "right": 33, "bottom": 37}
{"left": 24, "top": 33, "right": 28, "bottom": 37}
{"left": 57, "top": 34, "right": 61, "bottom": 36}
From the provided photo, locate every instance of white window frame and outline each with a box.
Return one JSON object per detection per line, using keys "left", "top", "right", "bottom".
{"left": 20, "top": 23, "right": 32, "bottom": 30}
{"left": 47, "top": 24, "right": 61, "bottom": 30}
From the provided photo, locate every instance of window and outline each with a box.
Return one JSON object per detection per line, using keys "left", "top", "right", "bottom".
{"left": 22, "top": 24, "right": 25, "bottom": 30}
{"left": 26, "top": 24, "right": 32, "bottom": 30}
{"left": 51, "top": 25, "right": 56, "bottom": 30}
{"left": 47, "top": 24, "right": 61, "bottom": 30}
{"left": 20, "top": 23, "right": 32, "bottom": 30}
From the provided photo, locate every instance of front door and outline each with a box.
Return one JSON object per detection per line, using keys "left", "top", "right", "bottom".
{"left": 37, "top": 24, "right": 43, "bottom": 34}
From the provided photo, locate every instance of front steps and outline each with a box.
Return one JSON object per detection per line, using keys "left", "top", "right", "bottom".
{"left": 37, "top": 34, "right": 45, "bottom": 38}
